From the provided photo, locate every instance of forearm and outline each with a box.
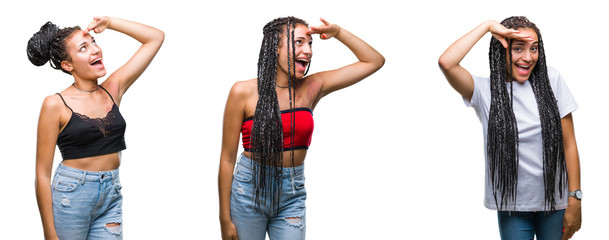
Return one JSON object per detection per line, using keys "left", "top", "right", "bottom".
{"left": 106, "top": 17, "right": 164, "bottom": 45}
{"left": 439, "top": 20, "right": 492, "bottom": 70}
{"left": 35, "top": 176, "right": 57, "bottom": 239}
{"left": 334, "top": 27, "right": 384, "bottom": 68}
{"left": 218, "top": 156, "right": 236, "bottom": 222}
{"left": 565, "top": 145, "right": 581, "bottom": 199}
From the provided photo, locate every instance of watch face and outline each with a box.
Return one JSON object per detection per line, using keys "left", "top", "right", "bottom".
{"left": 576, "top": 191, "right": 583, "bottom": 199}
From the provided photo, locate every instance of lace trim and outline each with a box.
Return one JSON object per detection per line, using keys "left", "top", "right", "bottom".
{"left": 72, "top": 105, "right": 117, "bottom": 138}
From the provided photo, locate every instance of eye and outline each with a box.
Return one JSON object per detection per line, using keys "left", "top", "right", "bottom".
{"left": 531, "top": 47, "right": 538, "bottom": 52}
{"left": 513, "top": 47, "right": 522, "bottom": 52}
{"left": 79, "top": 46, "right": 86, "bottom": 52}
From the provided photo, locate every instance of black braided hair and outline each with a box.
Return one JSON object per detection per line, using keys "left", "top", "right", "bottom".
{"left": 488, "top": 16, "right": 566, "bottom": 210}
{"left": 251, "top": 16, "right": 308, "bottom": 213}
{"left": 27, "top": 21, "right": 81, "bottom": 75}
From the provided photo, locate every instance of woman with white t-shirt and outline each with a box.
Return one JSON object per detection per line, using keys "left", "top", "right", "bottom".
{"left": 438, "top": 16, "right": 581, "bottom": 240}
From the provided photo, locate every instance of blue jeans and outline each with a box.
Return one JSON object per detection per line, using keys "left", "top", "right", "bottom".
{"left": 52, "top": 163, "right": 123, "bottom": 240}
{"left": 230, "top": 154, "right": 306, "bottom": 240}
{"left": 498, "top": 210, "right": 565, "bottom": 240}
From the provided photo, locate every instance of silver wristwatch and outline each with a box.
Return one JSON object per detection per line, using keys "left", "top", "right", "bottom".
{"left": 569, "top": 189, "right": 583, "bottom": 200}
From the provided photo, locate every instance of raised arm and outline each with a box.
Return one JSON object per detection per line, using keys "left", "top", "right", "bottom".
{"left": 438, "top": 20, "right": 532, "bottom": 101}
{"left": 561, "top": 113, "right": 582, "bottom": 240}
{"left": 86, "top": 16, "right": 165, "bottom": 103}
{"left": 218, "top": 82, "right": 251, "bottom": 240}
{"left": 306, "top": 18, "right": 385, "bottom": 99}
{"left": 35, "top": 96, "right": 64, "bottom": 240}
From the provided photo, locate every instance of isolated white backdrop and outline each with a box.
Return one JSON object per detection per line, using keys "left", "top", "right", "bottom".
{"left": 0, "top": 0, "right": 606, "bottom": 239}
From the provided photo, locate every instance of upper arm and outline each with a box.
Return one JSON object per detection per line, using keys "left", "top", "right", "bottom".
{"left": 220, "top": 82, "right": 248, "bottom": 164}
{"left": 438, "top": 55, "right": 474, "bottom": 101}
{"left": 103, "top": 29, "right": 164, "bottom": 103}
{"left": 36, "top": 96, "right": 62, "bottom": 179}
{"left": 313, "top": 28, "right": 385, "bottom": 99}
{"left": 314, "top": 58, "right": 384, "bottom": 99}
{"left": 561, "top": 113, "right": 577, "bottom": 149}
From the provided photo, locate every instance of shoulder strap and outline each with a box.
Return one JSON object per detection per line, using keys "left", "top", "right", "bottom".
{"left": 98, "top": 85, "right": 117, "bottom": 104}
{"left": 55, "top": 93, "right": 73, "bottom": 112}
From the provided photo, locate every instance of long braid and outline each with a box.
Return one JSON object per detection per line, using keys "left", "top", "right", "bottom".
{"left": 487, "top": 16, "right": 566, "bottom": 210}
{"left": 528, "top": 30, "right": 566, "bottom": 211}
{"left": 287, "top": 19, "right": 297, "bottom": 169}
{"left": 251, "top": 17, "right": 308, "bottom": 213}
{"left": 488, "top": 37, "right": 520, "bottom": 210}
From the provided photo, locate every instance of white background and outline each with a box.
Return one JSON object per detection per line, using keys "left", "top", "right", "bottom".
{"left": 1, "top": 0, "right": 607, "bottom": 239}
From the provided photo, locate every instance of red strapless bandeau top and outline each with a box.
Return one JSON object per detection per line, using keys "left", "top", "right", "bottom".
{"left": 241, "top": 108, "right": 314, "bottom": 151}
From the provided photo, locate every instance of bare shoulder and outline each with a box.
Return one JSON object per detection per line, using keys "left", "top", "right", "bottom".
{"left": 229, "top": 78, "right": 257, "bottom": 98}
{"left": 41, "top": 94, "right": 65, "bottom": 111}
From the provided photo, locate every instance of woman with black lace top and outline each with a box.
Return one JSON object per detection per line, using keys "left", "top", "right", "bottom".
{"left": 29, "top": 16, "right": 163, "bottom": 240}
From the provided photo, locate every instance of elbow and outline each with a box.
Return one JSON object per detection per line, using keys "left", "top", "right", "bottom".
{"left": 377, "top": 55, "right": 386, "bottom": 69}
{"left": 372, "top": 54, "right": 385, "bottom": 71}
{"left": 438, "top": 56, "right": 450, "bottom": 72}
{"left": 155, "top": 30, "right": 165, "bottom": 45}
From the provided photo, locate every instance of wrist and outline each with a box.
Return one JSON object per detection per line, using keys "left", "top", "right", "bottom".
{"left": 220, "top": 215, "right": 232, "bottom": 223}
{"left": 568, "top": 197, "right": 582, "bottom": 207}
{"left": 482, "top": 20, "right": 497, "bottom": 33}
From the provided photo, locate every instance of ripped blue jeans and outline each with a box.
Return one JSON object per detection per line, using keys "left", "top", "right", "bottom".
{"left": 52, "top": 163, "right": 123, "bottom": 240}
{"left": 230, "top": 154, "right": 306, "bottom": 240}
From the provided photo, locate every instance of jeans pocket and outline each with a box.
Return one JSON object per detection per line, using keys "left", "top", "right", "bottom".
{"left": 53, "top": 180, "right": 79, "bottom": 192}
{"left": 233, "top": 168, "right": 252, "bottom": 183}
{"left": 293, "top": 175, "right": 305, "bottom": 190}
{"left": 114, "top": 182, "right": 122, "bottom": 194}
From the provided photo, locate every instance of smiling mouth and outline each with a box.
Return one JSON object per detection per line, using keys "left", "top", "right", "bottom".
{"left": 515, "top": 64, "right": 531, "bottom": 75}
{"left": 90, "top": 57, "right": 103, "bottom": 66}
{"left": 295, "top": 58, "right": 309, "bottom": 72}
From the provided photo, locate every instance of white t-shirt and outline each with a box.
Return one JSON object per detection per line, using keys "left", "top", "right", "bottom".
{"left": 464, "top": 67, "right": 578, "bottom": 211}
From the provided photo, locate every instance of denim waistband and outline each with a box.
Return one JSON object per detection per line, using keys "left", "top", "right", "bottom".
{"left": 237, "top": 153, "right": 304, "bottom": 178}
{"left": 56, "top": 163, "right": 119, "bottom": 183}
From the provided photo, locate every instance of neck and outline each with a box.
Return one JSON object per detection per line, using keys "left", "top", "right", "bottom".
{"left": 72, "top": 77, "right": 100, "bottom": 92}
{"left": 275, "top": 71, "right": 290, "bottom": 88}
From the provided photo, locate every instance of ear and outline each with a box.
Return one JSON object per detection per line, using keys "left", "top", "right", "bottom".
{"left": 61, "top": 60, "right": 73, "bottom": 73}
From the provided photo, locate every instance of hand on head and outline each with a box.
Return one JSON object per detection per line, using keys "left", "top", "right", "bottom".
{"left": 307, "top": 18, "right": 340, "bottom": 40}
{"left": 84, "top": 16, "right": 110, "bottom": 35}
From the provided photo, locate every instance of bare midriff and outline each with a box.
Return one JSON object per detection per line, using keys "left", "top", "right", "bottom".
{"left": 243, "top": 149, "right": 307, "bottom": 167}
{"left": 61, "top": 152, "right": 121, "bottom": 171}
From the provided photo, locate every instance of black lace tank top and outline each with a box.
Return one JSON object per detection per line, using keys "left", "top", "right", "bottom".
{"left": 56, "top": 86, "right": 126, "bottom": 160}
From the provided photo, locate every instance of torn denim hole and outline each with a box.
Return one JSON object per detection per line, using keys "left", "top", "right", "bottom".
{"left": 284, "top": 217, "right": 304, "bottom": 229}
{"left": 105, "top": 222, "right": 122, "bottom": 236}
{"left": 236, "top": 186, "right": 246, "bottom": 194}
{"left": 61, "top": 197, "right": 71, "bottom": 207}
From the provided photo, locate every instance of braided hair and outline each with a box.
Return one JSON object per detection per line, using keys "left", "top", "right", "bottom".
{"left": 488, "top": 16, "right": 566, "bottom": 210}
{"left": 250, "top": 16, "right": 308, "bottom": 212}
{"left": 27, "top": 22, "right": 81, "bottom": 75}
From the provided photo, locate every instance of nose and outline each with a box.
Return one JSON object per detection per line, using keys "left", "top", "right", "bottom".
{"left": 302, "top": 43, "right": 312, "bottom": 56}
{"left": 91, "top": 44, "right": 101, "bottom": 56}
{"left": 522, "top": 49, "right": 532, "bottom": 62}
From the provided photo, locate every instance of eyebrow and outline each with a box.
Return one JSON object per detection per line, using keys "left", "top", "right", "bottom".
{"left": 513, "top": 41, "right": 539, "bottom": 45}
{"left": 78, "top": 36, "right": 95, "bottom": 48}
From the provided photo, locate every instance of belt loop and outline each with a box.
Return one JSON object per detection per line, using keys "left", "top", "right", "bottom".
{"left": 290, "top": 167, "right": 295, "bottom": 195}
{"left": 81, "top": 170, "right": 87, "bottom": 184}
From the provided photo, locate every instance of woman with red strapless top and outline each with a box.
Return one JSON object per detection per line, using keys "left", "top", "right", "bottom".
{"left": 218, "top": 17, "right": 384, "bottom": 240}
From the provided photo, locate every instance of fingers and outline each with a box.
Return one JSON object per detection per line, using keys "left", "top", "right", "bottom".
{"left": 319, "top": 17, "right": 329, "bottom": 26}
{"left": 84, "top": 17, "right": 99, "bottom": 35}
{"left": 562, "top": 224, "right": 579, "bottom": 240}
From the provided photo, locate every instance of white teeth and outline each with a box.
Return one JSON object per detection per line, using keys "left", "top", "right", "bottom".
{"left": 517, "top": 64, "right": 529, "bottom": 69}
{"left": 296, "top": 58, "right": 309, "bottom": 62}
{"left": 91, "top": 58, "right": 101, "bottom": 64}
